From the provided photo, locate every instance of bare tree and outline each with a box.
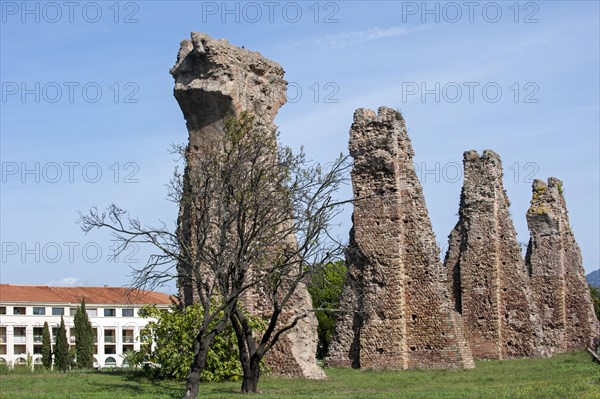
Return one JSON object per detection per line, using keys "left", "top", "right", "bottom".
{"left": 228, "top": 136, "right": 349, "bottom": 393}
{"left": 79, "top": 112, "right": 350, "bottom": 398}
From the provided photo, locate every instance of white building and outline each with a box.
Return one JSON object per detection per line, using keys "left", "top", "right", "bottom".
{"left": 0, "top": 284, "right": 172, "bottom": 368}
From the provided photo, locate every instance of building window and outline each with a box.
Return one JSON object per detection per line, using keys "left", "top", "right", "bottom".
{"left": 122, "top": 329, "right": 134, "bottom": 343}
{"left": 104, "top": 308, "right": 116, "bottom": 317}
{"left": 0, "top": 307, "right": 6, "bottom": 315}
{"left": 14, "top": 347, "right": 27, "bottom": 356}
{"left": 121, "top": 308, "right": 134, "bottom": 317}
{"left": 70, "top": 308, "right": 78, "bottom": 316}
{"left": 104, "top": 329, "right": 116, "bottom": 343}
{"left": 33, "top": 327, "right": 43, "bottom": 344}
{"left": 52, "top": 307, "right": 64, "bottom": 316}
{"left": 33, "top": 307, "right": 46, "bottom": 315}
{"left": 87, "top": 308, "right": 98, "bottom": 317}
{"left": 105, "top": 356, "right": 117, "bottom": 366}
{"left": 13, "top": 307, "right": 26, "bottom": 315}
{"left": 14, "top": 327, "right": 26, "bottom": 344}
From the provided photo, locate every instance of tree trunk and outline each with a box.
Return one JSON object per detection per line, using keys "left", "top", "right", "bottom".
{"left": 183, "top": 338, "right": 209, "bottom": 399}
{"left": 241, "top": 357, "right": 261, "bottom": 394}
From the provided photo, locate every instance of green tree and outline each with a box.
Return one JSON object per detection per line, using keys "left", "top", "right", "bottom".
{"left": 26, "top": 352, "right": 33, "bottom": 373}
{"left": 41, "top": 321, "right": 52, "bottom": 369}
{"left": 307, "top": 260, "right": 348, "bottom": 359}
{"left": 74, "top": 299, "right": 94, "bottom": 368}
{"left": 68, "top": 347, "right": 77, "bottom": 369}
{"left": 139, "top": 303, "right": 252, "bottom": 382}
{"left": 54, "top": 316, "right": 70, "bottom": 372}
{"left": 121, "top": 350, "right": 145, "bottom": 370}
{"left": 590, "top": 284, "right": 600, "bottom": 321}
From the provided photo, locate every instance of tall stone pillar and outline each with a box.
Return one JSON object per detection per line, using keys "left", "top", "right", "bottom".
{"left": 444, "top": 150, "right": 538, "bottom": 359}
{"left": 170, "top": 32, "right": 324, "bottom": 379}
{"left": 526, "top": 178, "right": 599, "bottom": 355}
{"left": 328, "top": 107, "right": 473, "bottom": 369}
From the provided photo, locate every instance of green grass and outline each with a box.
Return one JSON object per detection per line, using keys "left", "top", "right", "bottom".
{"left": 0, "top": 352, "right": 598, "bottom": 399}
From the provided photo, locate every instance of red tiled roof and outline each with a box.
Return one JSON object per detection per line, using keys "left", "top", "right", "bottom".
{"left": 0, "top": 284, "right": 173, "bottom": 306}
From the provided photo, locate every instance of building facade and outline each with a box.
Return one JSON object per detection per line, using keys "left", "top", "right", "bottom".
{"left": 0, "top": 284, "right": 172, "bottom": 368}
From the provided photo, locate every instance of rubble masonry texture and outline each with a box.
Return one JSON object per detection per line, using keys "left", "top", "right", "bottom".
{"left": 170, "top": 32, "right": 324, "bottom": 379}
{"left": 327, "top": 107, "right": 474, "bottom": 369}
{"left": 444, "top": 150, "right": 539, "bottom": 359}
{"left": 526, "top": 178, "right": 600, "bottom": 356}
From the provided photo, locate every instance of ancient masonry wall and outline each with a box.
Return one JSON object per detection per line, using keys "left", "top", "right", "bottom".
{"left": 526, "top": 178, "right": 600, "bottom": 356}
{"left": 327, "top": 107, "right": 474, "bottom": 370}
{"left": 444, "top": 150, "right": 539, "bottom": 359}
{"left": 170, "top": 32, "right": 324, "bottom": 379}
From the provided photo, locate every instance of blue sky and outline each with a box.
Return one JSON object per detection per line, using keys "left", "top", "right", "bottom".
{"left": 1, "top": 1, "right": 599, "bottom": 294}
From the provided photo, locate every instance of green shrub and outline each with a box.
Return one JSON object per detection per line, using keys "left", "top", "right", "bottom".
{"left": 0, "top": 362, "right": 9, "bottom": 374}
{"left": 589, "top": 284, "right": 600, "bottom": 321}
{"left": 121, "top": 350, "right": 145, "bottom": 369}
{"left": 138, "top": 303, "right": 245, "bottom": 382}
{"left": 307, "top": 260, "right": 348, "bottom": 359}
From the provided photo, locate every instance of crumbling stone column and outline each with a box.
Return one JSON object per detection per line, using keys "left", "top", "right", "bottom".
{"left": 327, "top": 107, "right": 474, "bottom": 370}
{"left": 170, "top": 32, "right": 324, "bottom": 379}
{"left": 444, "top": 150, "right": 538, "bottom": 359}
{"left": 526, "top": 178, "right": 600, "bottom": 355}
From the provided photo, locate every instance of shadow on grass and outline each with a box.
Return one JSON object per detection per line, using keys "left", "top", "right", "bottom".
{"left": 89, "top": 370, "right": 183, "bottom": 398}
{"left": 102, "top": 369, "right": 250, "bottom": 396}
{"left": 201, "top": 386, "right": 244, "bottom": 396}
{"left": 86, "top": 380, "right": 182, "bottom": 399}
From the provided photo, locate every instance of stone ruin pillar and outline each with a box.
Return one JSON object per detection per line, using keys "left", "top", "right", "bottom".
{"left": 526, "top": 178, "right": 600, "bottom": 355}
{"left": 327, "top": 107, "right": 474, "bottom": 369}
{"left": 444, "top": 150, "right": 538, "bottom": 359}
{"left": 170, "top": 32, "right": 324, "bottom": 379}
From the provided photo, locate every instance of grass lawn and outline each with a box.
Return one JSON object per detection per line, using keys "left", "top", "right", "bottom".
{"left": 0, "top": 352, "right": 598, "bottom": 399}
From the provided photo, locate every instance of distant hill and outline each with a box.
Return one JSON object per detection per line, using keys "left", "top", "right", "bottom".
{"left": 587, "top": 269, "right": 600, "bottom": 288}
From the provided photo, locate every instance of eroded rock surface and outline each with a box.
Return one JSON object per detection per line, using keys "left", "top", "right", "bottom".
{"left": 327, "top": 107, "right": 474, "bottom": 370}
{"left": 526, "top": 178, "right": 600, "bottom": 355}
{"left": 444, "top": 150, "right": 538, "bottom": 359}
{"left": 170, "top": 32, "right": 324, "bottom": 379}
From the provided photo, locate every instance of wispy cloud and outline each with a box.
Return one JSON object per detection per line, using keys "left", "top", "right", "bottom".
{"left": 46, "top": 277, "right": 83, "bottom": 286}
{"left": 314, "top": 25, "right": 428, "bottom": 48}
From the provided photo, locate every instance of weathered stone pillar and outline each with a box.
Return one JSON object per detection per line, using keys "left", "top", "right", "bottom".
{"left": 328, "top": 107, "right": 474, "bottom": 369}
{"left": 444, "top": 150, "right": 538, "bottom": 359}
{"left": 170, "top": 32, "right": 324, "bottom": 379}
{"left": 526, "top": 178, "right": 600, "bottom": 355}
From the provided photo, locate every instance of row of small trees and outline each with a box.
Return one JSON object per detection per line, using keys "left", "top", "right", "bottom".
{"left": 40, "top": 299, "right": 94, "bottom": 371}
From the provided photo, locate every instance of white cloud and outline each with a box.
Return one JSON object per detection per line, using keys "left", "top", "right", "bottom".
{"left": 314, "top": 25, "right": 427, "bottom": 48}
{"left": 46, "top": 277, "right": 83, "bottom": 286}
